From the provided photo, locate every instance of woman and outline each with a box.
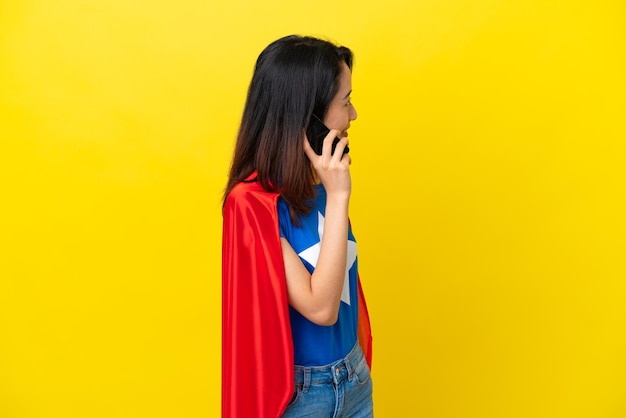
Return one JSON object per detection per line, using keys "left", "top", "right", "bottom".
{"left": 222, "top": 35, "right": 373, "bottom": 418}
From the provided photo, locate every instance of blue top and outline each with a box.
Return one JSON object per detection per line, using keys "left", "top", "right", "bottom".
{"left": 277, "top": 184, "right": 359, "bottom": 366}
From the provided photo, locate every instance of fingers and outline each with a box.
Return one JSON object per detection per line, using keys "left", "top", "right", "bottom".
{"left": 303, "top": 129, "right": 352, "bottom": 196}
{"left": 321, "top": 130, "right": 348, "bottom": 160}
{"left": 344, "top": 153, "right": 352, "bottom": 165}
{"left": 303, "top": 129, "right": 349, "bottom": 161}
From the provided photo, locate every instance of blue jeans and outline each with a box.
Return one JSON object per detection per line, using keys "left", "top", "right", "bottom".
{"left": 281, "top": 342, "right": 373, "bottom": 418}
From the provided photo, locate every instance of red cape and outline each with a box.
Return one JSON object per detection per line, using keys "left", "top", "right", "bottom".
{"left": 222, "top": 176, "right": 372, "bottom": 417}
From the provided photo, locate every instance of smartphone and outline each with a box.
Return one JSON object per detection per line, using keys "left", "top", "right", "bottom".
{"left": 306, "top": 114, "right": 349, "bottom": 156}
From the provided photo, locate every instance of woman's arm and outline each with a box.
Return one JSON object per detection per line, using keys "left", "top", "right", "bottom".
{"left": 281, "top": 131, "right": 351, "bottom": 326}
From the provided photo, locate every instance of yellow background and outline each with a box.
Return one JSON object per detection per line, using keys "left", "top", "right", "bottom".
{"left": 1, "top": 0, "right": 625, "bottom": 417}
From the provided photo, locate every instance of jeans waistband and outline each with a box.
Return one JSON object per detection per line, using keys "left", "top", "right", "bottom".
{"left": 293, "top": 342, "right": 364, "bottom": 390}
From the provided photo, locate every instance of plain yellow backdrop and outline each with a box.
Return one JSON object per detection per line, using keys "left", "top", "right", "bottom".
{"left": 1, "top": 0, "right": 625, "bottom": 417}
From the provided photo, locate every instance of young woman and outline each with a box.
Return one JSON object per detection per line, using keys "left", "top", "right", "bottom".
{"left": 222, "top": 35, "right": 373, "bottom": 418}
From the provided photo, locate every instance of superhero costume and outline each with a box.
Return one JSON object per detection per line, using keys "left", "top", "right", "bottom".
{"left": 222, "top": 174, "right": 372, "bottom": 418}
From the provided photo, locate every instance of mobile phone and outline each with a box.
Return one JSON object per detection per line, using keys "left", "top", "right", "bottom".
{"left": 306, "top": 114, "right": 349, "bottom": 156}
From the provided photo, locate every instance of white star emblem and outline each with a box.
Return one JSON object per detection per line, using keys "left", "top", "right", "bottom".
{"left": 298, "top": 212, "right": 357, "bottom": 305}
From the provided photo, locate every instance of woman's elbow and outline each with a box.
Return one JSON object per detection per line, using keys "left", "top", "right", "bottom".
{"left": 307, "top": 308, "right": 339, "bottom": 327}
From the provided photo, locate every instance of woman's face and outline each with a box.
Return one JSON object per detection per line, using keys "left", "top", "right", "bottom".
{"left": 323, "top": 62, "right": 358, "bottom": 138}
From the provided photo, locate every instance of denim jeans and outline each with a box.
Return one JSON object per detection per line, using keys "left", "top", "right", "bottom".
{"left": 281, "top": 342, "right": 373, "bottom": 418}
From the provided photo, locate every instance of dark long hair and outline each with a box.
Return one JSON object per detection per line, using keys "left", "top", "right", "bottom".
{"left": 224, "top": 35, "right": 353, "bottom": 219}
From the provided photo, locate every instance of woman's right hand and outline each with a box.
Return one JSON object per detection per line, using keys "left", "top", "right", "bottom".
{"left": 303, "top": 130, "right": 352, "bottom": 199}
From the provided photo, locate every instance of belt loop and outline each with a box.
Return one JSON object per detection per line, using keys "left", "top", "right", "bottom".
{"left": 346, "top": 342, "right": 360, "bottom": 381}
{"left": 346, "top": 355, "right": 355, "bottom": 381}
{"left": 302, "top": 367, "right": 311, "bottom": 393}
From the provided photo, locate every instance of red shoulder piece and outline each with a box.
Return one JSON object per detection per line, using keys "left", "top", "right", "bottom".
{"left": 222, "top": 178, "right": 293, "bottom": 417}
